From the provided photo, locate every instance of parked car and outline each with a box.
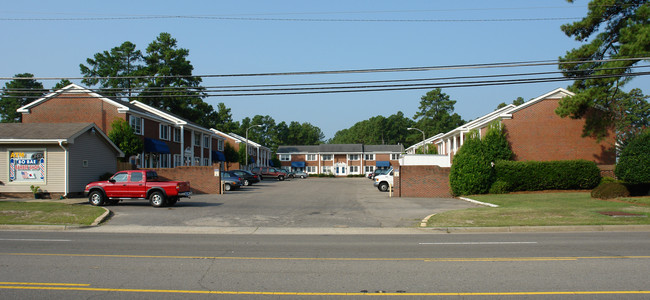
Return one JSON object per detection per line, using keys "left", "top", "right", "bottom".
{"left": 373, "top": 168, "right": 394, "bottom": 192}
{"left": 221, "top": 171, "right": 243, "bottom": 191}
{"left": 285, "top": 171, "right": 295, "bottom": 179}
{"left": 293, "top": 171, "right": 309, "bottom": 179}
{"left": 251, "top": 167, "right": 288, "bottom": 181}
{"left": 84, "top": 170, "right": 191, "bottom": 207}
{"left": 229, "top": 169, "right": 260, "bottom": 186}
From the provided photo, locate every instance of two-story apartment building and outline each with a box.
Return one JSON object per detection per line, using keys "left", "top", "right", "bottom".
{"left": 405, "top": 88, "right": 616, "bottom": 166}
{"left": 276, "top": 144, "right": 403, "bottom": 176}
{"left": 210, "top": 129, "right": 272, "bottom": 170}
{"left": 18, "top": 84, "right": 226, "bottom": 169}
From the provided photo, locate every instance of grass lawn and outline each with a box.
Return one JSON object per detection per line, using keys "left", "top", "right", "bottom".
{"left": 0, "top": 202, "right": 106, "bottom": 226}
{"left": 428, "top": 192, "right": 650, "bottom": 227}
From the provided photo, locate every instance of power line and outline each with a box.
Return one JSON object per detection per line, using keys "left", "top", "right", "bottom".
{"left": 2, "top": 57, "right": 648, "bottom": 81}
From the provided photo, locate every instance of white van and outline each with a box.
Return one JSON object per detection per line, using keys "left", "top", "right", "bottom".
{"left": 373, "top": 168, "right": 393, "bottom": 192}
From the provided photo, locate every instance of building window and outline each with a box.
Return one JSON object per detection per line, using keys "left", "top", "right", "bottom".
{"left": 159, "top": 124, "right": 170, "bottom": 141}
{"left": 173, "top": 154, "right": 182, "bottom": 167}
{"left": 306, "top": 166, "right": 317, "bottom": 173}
{"left": 391, "top": 154, "right": 400, "bottom": 160}
{"left": 160, "top": 154, "right": 171, "bottom": 168}
{"left": 173, "top": 128, "right": 181, "bottom": 142}
{"left": 8, "top": 150, "right": 46, "bottom": 183}
{"left": 321, "top": 154, "right": 333, "bottom": 161}
{"left": 348, "top": 154, "right": 360, "bottom": 160}
{"left": 203, "top": 158, "right": 210, "bottom": 166}
{"left": 364, "top": 165, "right": 375, "bottom": 173}
{"left": 306, "top": 154, "right": 317, "bottom": 161}
{"left": 279, "top": 154, "right": 291, "bottom": 161}
{"left": 321, "top": 166, "right": 333, "bottom": 174}
{"left": 364, "top": 154, "right": 375, "bottom": 161}
{"left": 194, "top": 156, "right": 200, "bottom": 166}
{"left": 194, "top": 132, "right": 201, "bottom": 146}
{"left": 203, "top": 136, "right": 210, "bottom": 148}
{"left": 218, "top": 139, "right": 224, "bottom": 151}
{"left": 129, "top": 116, "right": 142, "bottom": 135}
{"left": 349, "top": 166, "right": 359, "bottom": 174}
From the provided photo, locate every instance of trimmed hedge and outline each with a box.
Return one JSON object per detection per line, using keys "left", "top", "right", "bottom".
{"left": 615, "top": 130, "right": 650, "bottom": 184}
{"left": 493, "top": 160, "right": 601, "bottom": 192}
{"left": 591, "top": 182, "right": 630, "bottom": 199}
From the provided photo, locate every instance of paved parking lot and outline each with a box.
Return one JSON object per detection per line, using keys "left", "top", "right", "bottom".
{"left": 101, "top": 177, "right": 477, "bottom": 228}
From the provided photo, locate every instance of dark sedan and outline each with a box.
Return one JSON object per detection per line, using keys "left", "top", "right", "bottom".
{"left": 221, "top": 171, "right": 243, "bottom": 191}
{"left": 229, "top": 169, "right": 260, "bottom": 186}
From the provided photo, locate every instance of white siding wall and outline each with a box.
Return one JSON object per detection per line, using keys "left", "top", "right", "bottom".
{"left": 0, "top": 144, "right": 66, "bottom": 193}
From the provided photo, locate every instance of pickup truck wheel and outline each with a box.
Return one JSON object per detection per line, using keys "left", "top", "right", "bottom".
{"left": 88, "top": 191, "right": 105, "bottom": 206}
{"left": 378, "top": 182, "right": 389, "bottom": 192}
{"left": 278, "top": 175, "right": 285, "bottom": 181}
{"left": 224, "top": 183, "right": 232, "bottom": 191}
{"left": 150, "top": 191, "right": 166, "bottom": 207}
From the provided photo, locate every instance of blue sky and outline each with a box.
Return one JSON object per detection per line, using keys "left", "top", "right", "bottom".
{"left": 1, "top": 1, "right": 648, "bottom": 140}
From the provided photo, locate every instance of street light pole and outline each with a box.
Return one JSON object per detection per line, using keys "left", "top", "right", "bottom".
{"left": 246, "top": 125, "right": 262, "bottom": 170}
{"left": 407, "top": 127, "right": 426, "bottom": 154}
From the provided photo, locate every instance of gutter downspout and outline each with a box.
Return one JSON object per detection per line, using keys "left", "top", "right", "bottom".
{"left": 58, "top": 141, "right": 68, "bottom": 197}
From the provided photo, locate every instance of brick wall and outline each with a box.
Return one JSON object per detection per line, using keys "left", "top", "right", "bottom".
{"left": 396, "top": 165, "right": 451, "bottom": 198}
{"left": 22, "top": 92, "right": 123, "bottom": 133}
{"left": 151, "top": 166, "right": 221, "bottom": 194}
{"left": 502, "top": 98, "right": 616, "bottom": 164}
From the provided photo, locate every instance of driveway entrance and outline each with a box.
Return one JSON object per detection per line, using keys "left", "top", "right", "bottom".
{"left": 101, "top": 178, "right": 477, "bottom": 228}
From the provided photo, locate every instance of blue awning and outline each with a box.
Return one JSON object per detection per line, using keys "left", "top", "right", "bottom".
{"left": 212, "top": 151, "right": 225, "bottom": 162}
{"left": 376, "top": 161, "right": 390, "bottom": 167}
{"left": 291, "top": 161, "right": 305, "bottom": 168}
{"left": 144, "top": 138, "right": 170, "bottom": 154}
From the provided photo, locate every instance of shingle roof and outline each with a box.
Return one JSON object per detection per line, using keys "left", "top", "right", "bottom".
{"left": 0, "top": 123, "right": 94, "bottom": 140}
{"left": 364, "top": 144, "right": 404, "bottom": 153}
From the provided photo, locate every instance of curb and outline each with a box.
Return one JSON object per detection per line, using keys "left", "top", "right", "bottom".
{"left": 91, "top": 207, "right": 111, "bottom": 226}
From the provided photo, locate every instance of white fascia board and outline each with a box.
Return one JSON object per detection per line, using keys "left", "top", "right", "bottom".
{"left": 18, "top": 83, "right": 131, "bottom": 114}
{"left": 0, "top": 139, "right": 67, "bottom": 144}
{"left": 130, "top": 100, "right": 213, "bottom": 134}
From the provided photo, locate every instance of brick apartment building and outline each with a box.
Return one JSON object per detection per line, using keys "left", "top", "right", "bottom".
{"left": 17, "top": 84, "right": 228, "bottom": 169}
{"left": 210, "top": 128, "right": 272, "bottom": 171}
{"left": 277, "top": 144, "right": 403, "bottom": 176}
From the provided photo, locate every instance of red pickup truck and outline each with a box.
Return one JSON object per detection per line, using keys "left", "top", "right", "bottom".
{"left": 84, "top": 170, "right": 191, "bottom": 207}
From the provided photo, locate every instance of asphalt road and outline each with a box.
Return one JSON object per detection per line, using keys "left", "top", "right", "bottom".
{"left": 98, "top": 177, "right": 476, "bottom": 228}
{"left": 0, "top": 231, "right": 649, "bottom": 299}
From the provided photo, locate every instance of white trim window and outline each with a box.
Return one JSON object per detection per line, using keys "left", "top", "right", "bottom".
{"left": 194, "top": 132, "right": 201, "bottom": 146}
{"left": 279, "top": 154, "right": 291, "bottom": 161}
{"left": 194, "top": 156, "right": 200, "bottom": 166}
{"left": 364, "top": 154, "right": 375, "bottom": 161}
{"left": 173, "top": 154, "right": 182, "bottom": 167}
{"left": 129, "top": 116, "right": 142, "bottom": 135}
{"left": 203, "top": 158, "right": 210, "bottom": 166}
{"left": 306, "top": 166, "right": 317, "bottom": 173}
{"left": 321, "top": 154, "right": 333, "bottom": 161}
{"left": 218, "top": 139, "right": 224, "bottom": 151}
{"left": 173, "top": 128, "right": 181, "bottom": 142}
{"left": 159, "top": 124, "right": 170, "bottom": 141}
{"left": 348, "top": 154, "right": 360, "bottom": 160}
{"left": 321, "top": 166, "right": 333, "bottom": 174}
{"left": 160, "top": 154, "right": 171, "bottom": 168}
{"left": 364, "top": 165, "right": 375, "bottom": 173}
{"left": 391, "top": 153, "right": 400, "bottom": 160}
{"left": 349, "top": 166, "right": 360, "bottom": 174}
{"left": 306, "top": 154, "right": 317, "bottom": 161}
{"left": 203, "top": 135, "right": 210, "bottom": 148}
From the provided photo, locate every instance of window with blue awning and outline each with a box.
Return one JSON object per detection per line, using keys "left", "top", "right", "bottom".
{"left": 144, "top": 138, "right": 171, "bottom": 154}
{"left": 212, "top": 151, "right": 226, "bottom": 162}
{"left": 376, "top": 161, "right": 390, "bottom": 167}
{"left": 291, "top": 161, "right": 306, "bottom": 168}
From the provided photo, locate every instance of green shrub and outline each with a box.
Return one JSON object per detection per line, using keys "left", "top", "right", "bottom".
{"left": 599, "top": 177, "right": 619, "bottom": 185}
{"left": 488, "top": 180, "right": 510, "bottom": 194}
{"left": 591, "top": 182, "right": 631, "bottom": 199}
{"left": 450, "top": 135, "right": 493, "bottom": 196}
{"left": 616, "top": 130, "right": 650, "bottom": 184}
{"left": 494, "top": 160, "right": 601, "bottom": 192}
